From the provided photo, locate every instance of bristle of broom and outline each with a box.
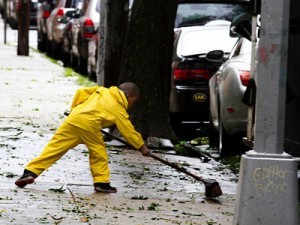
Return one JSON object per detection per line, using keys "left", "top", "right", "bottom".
{"left": 205, "top": 182, "right": 223, "bottom": 198}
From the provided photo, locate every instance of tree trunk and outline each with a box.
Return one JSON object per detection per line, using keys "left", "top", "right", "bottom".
{"left": 17, "top": 0, "right": 30, "bottom": 56}
{"left": 119, "top": 0, "right": 178, "bottom": 142}
{"left": 97, "top": 0, "right": 129, "bottom": 87}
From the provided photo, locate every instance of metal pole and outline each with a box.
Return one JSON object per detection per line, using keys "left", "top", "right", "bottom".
{"left": 233, "top": 0, "right": 299, "bottom": 224}
{"left": 254, "top": 1, "right": 288, "bottom": 154}
{"left": 3, "top": 0, "right": 7, "bottom": 44}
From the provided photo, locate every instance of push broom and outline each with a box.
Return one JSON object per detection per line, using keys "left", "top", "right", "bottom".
{"left": 101, "top": 129, "right": 223, "bottom": 198}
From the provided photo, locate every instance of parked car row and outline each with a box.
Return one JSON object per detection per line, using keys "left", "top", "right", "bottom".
{"left": 1, "top": 0, "right": 254, "bottom": 155}
{"left": 0, "top": 0, "right": 38, "bottom": 29}
{"left": 36, "top": 0, "right": 99, "bottom": 81}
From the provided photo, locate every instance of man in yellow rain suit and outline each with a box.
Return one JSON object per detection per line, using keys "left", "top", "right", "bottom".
{"left": 15, "top": 82, "right": 150, "bottom": 193}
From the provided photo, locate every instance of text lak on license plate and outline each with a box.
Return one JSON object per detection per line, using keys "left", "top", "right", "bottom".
{"left": 193, "top": 93, "right": 207, "bottom": 102}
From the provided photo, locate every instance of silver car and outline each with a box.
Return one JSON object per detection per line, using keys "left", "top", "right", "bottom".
{"left": 209, "top": 37, "right": 252, "bottom": 155}
{"left": 70, "top": 0, "right": 100, "bottom": 74}
{"left": 46, "top": 0, "right": 81, "bottom": 57}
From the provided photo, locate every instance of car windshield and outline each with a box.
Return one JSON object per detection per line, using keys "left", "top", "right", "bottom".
{"left": 175, "top": 3, "right": 247, "bottom": 28}
{"left": 178, "top": 27, "right": 238, "bottom": 56}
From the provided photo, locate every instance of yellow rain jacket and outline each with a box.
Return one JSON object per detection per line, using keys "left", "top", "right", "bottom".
{"left": 25, "top": 86, "right": 144, "bottom": 183}
{"left": 66, "top": 86, "right": 144, "bottom": 149}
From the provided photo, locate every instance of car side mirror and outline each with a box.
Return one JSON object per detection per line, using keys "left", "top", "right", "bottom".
{"left": 230, "top": 12, "right": 252, "bottom": 41}
{"left": 65, "top": 10, "right": 81, "bottom": 19}
{"left": 57, "top": 10, "right": 81, "bottom": 23}
{"left": 206, "top": 50, "right": 224, "bottom": 62}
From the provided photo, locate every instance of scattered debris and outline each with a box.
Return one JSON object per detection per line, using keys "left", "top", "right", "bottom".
{"left": 49, "top": 186, "right": 66, "bottom": 193}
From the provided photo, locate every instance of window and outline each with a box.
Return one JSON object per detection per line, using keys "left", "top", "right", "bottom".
{"left": 175, "top": 3, "right": 248, "bottom": 28}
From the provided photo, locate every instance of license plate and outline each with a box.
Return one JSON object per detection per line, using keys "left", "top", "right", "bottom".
{"left": 193, "top": 93, "right": 207, "bottom": 102}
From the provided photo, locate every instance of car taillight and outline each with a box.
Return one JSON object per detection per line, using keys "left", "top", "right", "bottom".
{"left": 43, "top": 10, "right": 51, "bottom": 19}
{"left": 83, "top": 18, "right": 95, "bottom": 38}
{"left": 16, "top": 1, "right": 21, "bottom": 10}
{"left": 173, "top": 69, "right": 211, "bottom": 80}
{"left": 57, "top": 7, "right": 64, "bottom": 17}
{"left": 239, "top": 70, "right": 251, "bottom": 86}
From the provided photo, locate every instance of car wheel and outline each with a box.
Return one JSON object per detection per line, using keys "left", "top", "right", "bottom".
{"left": 62, "top": 50, "right": 70, "bottom": 67}
{"left": 208, "top": 114, "right": 219, "bottom": 148}
{"left": 78, "top": 55, "right": 87, "bottom": 75}
{"left": 51, "top": 41, "right": 61, "bottom": 59}
{"left": 10, "top": 19, "right": 18, "bottom": 30}
{"left": 37, "top": 33, "right": 46, "bottom": 52}
{"left": 71, "top": 52, "right": 78, "bottom": 71}
{"left": 46, "top": 40, "right": 53, "bottom": 57}
{"left": 217, "top": 96, "right": 234, "bottom": 156}
{"left": 219, "top": 110, "right": 247, "bottom": 157}
{"left": 87, "top": 59, "right": 96, "bottom": 81}
{"left": 170, "top": 113, "right": 182, "bottom": 135}
{"left": 218, "top": 118, "right": 231, "bottom": 156}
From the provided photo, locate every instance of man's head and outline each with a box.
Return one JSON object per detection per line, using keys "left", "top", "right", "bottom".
{"left": 119, "top": 82, "right": 140, "bottom": 109}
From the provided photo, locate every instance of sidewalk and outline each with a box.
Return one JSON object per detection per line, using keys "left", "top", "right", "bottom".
{"left": 0, "top": 42, "right": 238, "bottom": 224}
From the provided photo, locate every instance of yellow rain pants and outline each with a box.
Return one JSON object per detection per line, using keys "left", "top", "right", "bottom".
{"left": 25, "top": 86, "right": 144, "bottom": 183}
{"left": 26, "top": 122, "right": 109, "bottom": 183}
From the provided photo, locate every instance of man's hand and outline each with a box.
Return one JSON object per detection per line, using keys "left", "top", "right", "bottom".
{"left": 139, "top": 145, "right": 150, "bottom": 156}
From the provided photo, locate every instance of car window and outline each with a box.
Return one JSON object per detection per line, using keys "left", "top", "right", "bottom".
{"left": 80, "top": 0, "right": 89, "bottom": 14}
{"left": 96, "top": 0, "right": 100, "bottom": 13}
{"left": 230, "top": 38, "right": 243, "bottom": 57}
{"left": 65, "top": 0, "right": 73, "bottom": 7}
{"left": 175, "top": 3, "right": 248, "bottom": 28}
{"left": 178, "top": 28, "right": 238, "bottom": 56}
{"left": 230, "top": 37, "right": 252, "bottom": 58}
{"left": 56, "top": 0, "right": 66, "bottom": 7}
{"left": 71, "top": 0, "right": 83, "bottom": 8}
{"left": 239, "top": 38, "right": 252, "bottom": 55}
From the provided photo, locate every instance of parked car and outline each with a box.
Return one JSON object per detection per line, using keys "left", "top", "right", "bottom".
{"left": 209, "top": 37, "right": 252, "bottom": 155}
{"left": 45, "top": 0, "right": 82, "bottom": 58}
{"left": 70, "top": 0, "right": 100, "bottom": 74}
{"left": 170, "top": 21, "right": 239, "bottom": 130}
{"left": 87, "top": 0, "right": 133, "bottom": 80}
{"left": 0, "top": 0, "right": 3, "bottom": 16}
{"left": 169, "top": 0, "right": 249, "bottom": 134}
{"left": 87, "top": 26, "right": 98, "bottom": 80}
{"left": 5, "top": 0, "right": 38, "bottom": 29}
{"left": 0, "top": 0, "right": 4, "bottom": 15}
{"left": 36, "top": 0, "right": 56, "bottom": 52}
{"left": 60, "top": 4, "right": 82, "bottom": 67}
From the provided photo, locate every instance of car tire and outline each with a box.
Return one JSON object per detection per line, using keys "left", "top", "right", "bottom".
{"left": 62, "top": 50, "right": 70, "bottom": 67}
{"left": 10, "top": 19, "right": 18, "bottom": 30}
{"left": 51, "top": 41, "right": 61, "bottom": 59}
{"left": 78, "top": 55, "right": 87, "bottom": 75}
{"left": 46, "top": 40, "right": 53, "bottom": 57}
{"left": 208, "top": 114, "right": 219, "bottom": 148}
{"left": 219, "top": 119, "right": 232, "bottom": 156}
{"left": 71, "top": 52, "right": 78, "bottom": 72}
{"left": 170, "top": 113, "right": 182, "bottom": 135}
{"left": 87, "top": 60, "right": 96, "bottom": 81}
{"left": 219, "top": 112, "right": 247, "bottom": 157}
{"left": 217, "top": 96, "right": 234, "bottom": 156}
{"left": 37, "top": 33, "right": 47, "bottom": 52}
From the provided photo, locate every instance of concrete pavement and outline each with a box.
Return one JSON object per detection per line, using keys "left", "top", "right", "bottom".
{"left": 0, "top": 25, "right": 238, "bottom": 224}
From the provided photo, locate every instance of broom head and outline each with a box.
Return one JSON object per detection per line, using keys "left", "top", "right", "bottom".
{"left": 204, "top": 179, "right": 223, "bottom": 198}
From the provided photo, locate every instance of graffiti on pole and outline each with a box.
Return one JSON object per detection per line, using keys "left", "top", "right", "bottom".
{"left": 252, "top": 165, "right": 293, "bottom": 196}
